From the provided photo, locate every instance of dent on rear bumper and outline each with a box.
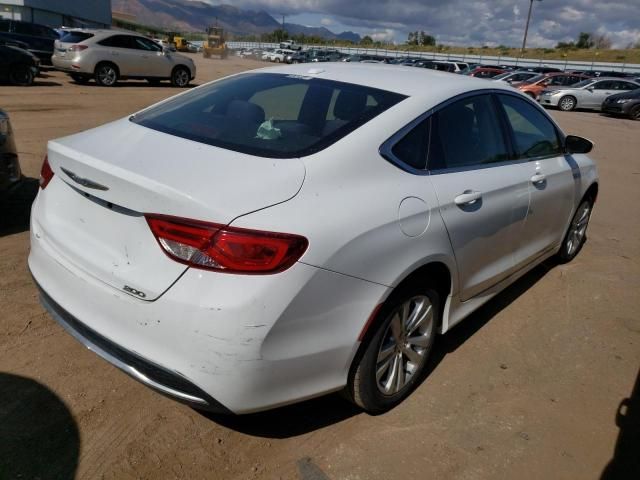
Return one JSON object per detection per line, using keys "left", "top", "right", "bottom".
{"left": 29, "top": 216, "right": 388, "bottom": 413}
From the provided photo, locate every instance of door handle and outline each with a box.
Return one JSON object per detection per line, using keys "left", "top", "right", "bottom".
{"left": 530, "top": 173, "right": 546, "bottom": 184}
{"left": 454, "top": 190, "right": 482, "bottom": 206}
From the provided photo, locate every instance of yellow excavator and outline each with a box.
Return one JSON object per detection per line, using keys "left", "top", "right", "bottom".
{"left": 202, "top": 26, "right": 227, "bottom": 59}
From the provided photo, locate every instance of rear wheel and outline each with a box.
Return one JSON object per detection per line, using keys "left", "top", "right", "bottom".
{"left": 170, "top": 67, "right": 190, "bottom": 88}
{"left": 556, "top": 199, "right": 592, "bottom": 263}
{"left": 558, "top": 95, "right": 577, "bottom": 111}
{"left": 94, "top": 63, "right": 118, "bottom": 87}
{"left": 9, "top": 64, "right": 34, "bottom": 86}
{"left": 630, "top": 105, "right": 640, "bottom": 121}
{"left": 347, "top": 284, "right": 439, "bottom": 414}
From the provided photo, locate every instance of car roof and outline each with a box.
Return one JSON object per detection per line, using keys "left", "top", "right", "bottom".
{"left": 254, "top": 63, "right": 516, "bottom": 99}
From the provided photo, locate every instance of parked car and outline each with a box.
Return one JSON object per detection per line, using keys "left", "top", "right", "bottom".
{"left": 285, "top": 50, "right": 310, "bottom": 64}
{"left": 268, "top": 49, "right": 294, "bottom": 63}
{"left": 343, "top": 54, "right": 389, "bottom": 63}
{"left": 517, "top": 72, "right": 589, "bottom": 99}
{"left": 0, "top": 109, "right": 22, "bottom": 198}
{"left": 601, "top": 88, "right": 640, "bottom": 120}
{"left": 307, "top": 49, "right": 342, "bottom": 62}
{"left": 30, "top": 64, "right": 599, "bottom": 414}
{"left": 279, "top": 40, "right": 302, "bottom": 51}
{"left": 260, "top": 48, "right": 275, "bottom": 61}
{"left": 52, "top": 30, "right": 196, "bottom": 87}
{"left": 0, "top": 19, "right": 58, "bottom": 65}
{"left": 539, "top": 77, "right": 640, "bottom": 111}
{"left": 0, "top": 44, "right": 40, "bottom": 85}
{"left": 491, "top": 71, "right": 539, "bottom": 84}
{"left": 465, "top": 67, "right": 506, "bottom": 78}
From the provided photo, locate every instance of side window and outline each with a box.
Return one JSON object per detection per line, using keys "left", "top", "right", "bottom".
{"left": 13, "top": 22, "right": 35, "bottom": 35}
{"left": 98, "top": 35, "right": 131, "bottom": 49}
{"left": 0, "top": 20, "right": 9, "bottom": 33}
{"left": 428, "top": 95, "right": 509, "bottom": 170}
{"left": 391, "top": 117, "right": 430, "bottom": 170}
{"left": 618, "top": 81, "right": 639, "bottom": 90}
{"left": 593, "top": 81, "right": 611, "bottom": 90}
{"left": 498, "top": 94, "right": 561, "bottom": 159}
{"left": 132, "top": 37, "right": 161, "bottom": 52}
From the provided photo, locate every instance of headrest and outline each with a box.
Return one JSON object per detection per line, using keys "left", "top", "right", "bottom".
{"left": 333, "top": 90, "right": 368, "bottom": 121}
{"left": 226, "top": 100, "right": 265, "bottom": 124}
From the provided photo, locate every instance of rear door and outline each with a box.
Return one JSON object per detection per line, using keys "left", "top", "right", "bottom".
{"left": 496, "top": 94, "right": 575, "bottom": 266}
{"left": 426, "top": 94, "right": 530, "bottom": 301}
{"left": 96, "top": 35, "right": 140, "bottom": 76}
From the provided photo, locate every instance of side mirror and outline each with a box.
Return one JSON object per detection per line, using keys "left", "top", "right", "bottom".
{"left": 565, "top": 135, "right": 593, "bottom": 154}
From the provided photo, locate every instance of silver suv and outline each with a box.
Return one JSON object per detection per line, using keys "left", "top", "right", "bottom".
{"left": 52, "top": 30, "right": 196, "bottom": 87}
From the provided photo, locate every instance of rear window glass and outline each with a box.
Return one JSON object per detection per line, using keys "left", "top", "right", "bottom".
{"left": 60, "top": 31, "right": 94, "bottom": 43}
{"left": 131, "top": 73, "right": 405, "bottom": 158}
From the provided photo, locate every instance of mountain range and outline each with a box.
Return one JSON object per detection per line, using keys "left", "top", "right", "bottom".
{"left": 111, "top": 0, "right": 361, "bottom": 42}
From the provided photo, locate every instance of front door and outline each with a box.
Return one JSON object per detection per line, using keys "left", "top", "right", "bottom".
{"left": 496, "top": 94, "right": 576, "bottom": 266}
{"left": 426, "top": 94, "right": 530, "bottom": 301}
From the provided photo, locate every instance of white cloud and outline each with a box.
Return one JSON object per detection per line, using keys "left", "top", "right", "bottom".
{"left": 320, "top": 17, "right": 333, "bottom": 26}
{"left": 370, "top": 28, "right": 395, "bottom": 43}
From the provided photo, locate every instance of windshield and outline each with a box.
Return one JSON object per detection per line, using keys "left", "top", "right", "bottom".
{"left": 132, "top": 73, "right": 406, "bottom": 159}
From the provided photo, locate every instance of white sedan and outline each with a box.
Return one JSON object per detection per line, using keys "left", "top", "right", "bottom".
{"left": 30, "top": 64, "right": 598, "bottom": 414}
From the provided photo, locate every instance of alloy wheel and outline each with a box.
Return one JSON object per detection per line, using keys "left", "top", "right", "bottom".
{"left": 173, "top": 69, "right": 189, "bottom": 87}
{"left": 565, "top": 202, "right": 591, "bottom": 257}
{"left": 375, "top": 295, "right": 434, "bottom": 395}
{"left": 98, "top": 66, "right": 117, "bottom": 86}
{"left": 559, "top": 96, "right": 576, "bottom": 111}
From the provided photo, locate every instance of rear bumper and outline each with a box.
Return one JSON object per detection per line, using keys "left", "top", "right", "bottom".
{"left": 29, "top": 190, "right": 387, "bottom": 413}
{"left": 52, "top": 55, "right": 89, "bottom": 74}
{"left": 36, "top": 279, "right": 231, "bottom": 413}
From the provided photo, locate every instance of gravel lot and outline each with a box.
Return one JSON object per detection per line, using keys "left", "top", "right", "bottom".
{"left": 1, "top": 55, "right": 638, "bottom": 480}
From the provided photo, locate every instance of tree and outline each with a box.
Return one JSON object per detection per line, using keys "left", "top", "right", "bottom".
{"left": 576, "top": 32, "right": 594, "bottom": 49}
{"left": 556, "top": 40, "right": 576, "bottom": 50}
{"left": 406, "top": 31, "right": 435, "bottom": 46}
{"left": 361, "top": 35, "right": 373, "bottom": 45}
{"left": 593, "top": 34, "right": 612, "bottom": 49}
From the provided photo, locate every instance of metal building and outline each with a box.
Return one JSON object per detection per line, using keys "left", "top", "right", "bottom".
{"left": 0, "top": 0, "right": 111, "bottom": 28}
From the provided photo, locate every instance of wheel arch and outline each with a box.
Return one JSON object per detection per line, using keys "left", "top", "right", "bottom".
{"left": 94, "top": 60, "right": 119, "bottom": 76}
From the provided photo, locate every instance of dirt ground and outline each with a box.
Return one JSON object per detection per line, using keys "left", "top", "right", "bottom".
{"left": 1, "top": 55, "right": 639, "bottom": 480}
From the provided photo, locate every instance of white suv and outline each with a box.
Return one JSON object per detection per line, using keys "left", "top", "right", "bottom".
{"left": 52, "top": 30, "right": 196, "bottom": 87}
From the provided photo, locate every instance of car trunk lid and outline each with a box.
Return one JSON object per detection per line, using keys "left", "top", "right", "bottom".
{"left": 40, "top": 119, "right": 305, "bottom": 300}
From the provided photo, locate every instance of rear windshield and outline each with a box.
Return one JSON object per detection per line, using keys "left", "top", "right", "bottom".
{"left": 131, "top": 73, "right": 406, "bottom": 158}
{"left": 60, "top": 31, "right": 94, "bottom": 43}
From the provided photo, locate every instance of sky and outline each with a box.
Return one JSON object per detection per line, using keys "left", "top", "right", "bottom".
{"left": 199, "top": 0, "right": 640, "bottom": 48}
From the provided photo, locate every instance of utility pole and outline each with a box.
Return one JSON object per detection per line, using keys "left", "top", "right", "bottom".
{"left": 521, "top": 0, "right": 542, "bottom": 53}
{"left": 282, "top": 15, "right": 285, "bottom": 30}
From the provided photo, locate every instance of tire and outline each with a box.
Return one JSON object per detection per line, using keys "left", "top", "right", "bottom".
{"left": 170, "top": 66, "right": 190, "bottom": 88}
{"left": 556, "top": 199, "right": 593, "bottom": 263}
{"left": 346, "top": 283, "right": 439, "bottom": 414}
{"left": 70, "top": 73, "right": 90, "bottom": 84}
{"left": 275, "top": 58, "right": 281, "bottom": 63}
{"left": 9, "top": 64, "right": 34, "bottom": 86}
{"left": 558, "top": 95, "right": 577, "bottom": 111}
{"left": 630, "top": 105, "right": 640, "bottom": 121}
{"left": 94, "top": 62, "right": 118, "bottom": 87}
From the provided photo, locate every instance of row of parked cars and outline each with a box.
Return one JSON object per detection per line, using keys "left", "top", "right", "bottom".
{"left": 233, "top": 47, "right": 640, "bottom": 119}
{"left": 0, "top": 18, "right": 197, "bottom": 87}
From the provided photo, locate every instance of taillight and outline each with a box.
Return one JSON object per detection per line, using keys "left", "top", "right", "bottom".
{"left": 68, "top": 45, "right": 88, "bottom": 52}
{"left": 39, "top": 155, "right": 54, "bottom": 189}
{"left": 145, "top": 215, "right": 308, "bottom": 274}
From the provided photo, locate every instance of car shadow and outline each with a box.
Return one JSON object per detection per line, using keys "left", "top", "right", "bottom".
{"left": 199, "top": 262, "right": 554, "bottom": 439}
{"left": 0, "top": 372, "right": 80, "bottom": 479}
{"left": 601, "top": 368, "right": 640, "bottom": 479}
{"left": 0, "top": 176, "right": 38, "bottom": 236}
